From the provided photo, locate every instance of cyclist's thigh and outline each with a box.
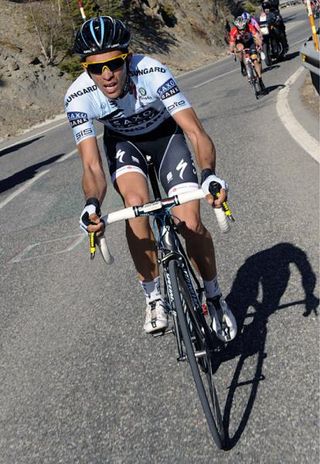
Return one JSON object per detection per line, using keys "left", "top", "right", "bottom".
{"left": 103, "top": 130, "right": 148, "bottom": 185}
{"left": 249, "top": 40, "right": 259, "bottom": 60}
{"left": 103, "top": 131, "right": 150, "bottom": 205}
{"left": 151, "top": 126, "right": 198, "bottom": 196}
{"left": 235, "top": 42, "right": 244, "bottom": 52}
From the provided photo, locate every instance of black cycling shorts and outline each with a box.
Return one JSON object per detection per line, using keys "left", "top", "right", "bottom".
{"left": 236, "top": 38, "right": 257, "bottom": 56}
{"left": 103, "top": 117, "right": 198, "bottom": 195}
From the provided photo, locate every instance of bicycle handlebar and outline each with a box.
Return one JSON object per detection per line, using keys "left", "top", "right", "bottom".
{"left": 95, "top": 189, "right": 233, "bottom": 265}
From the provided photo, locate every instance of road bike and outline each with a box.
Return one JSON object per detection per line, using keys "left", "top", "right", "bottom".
{"left": 244, "top": 49, "right": 265, "bottom": 100}
{"left": 235, "top": 48, "right": 264, "bottom": 99}
{"left": 90, "top": 157, "right": 234, "bottom": 449}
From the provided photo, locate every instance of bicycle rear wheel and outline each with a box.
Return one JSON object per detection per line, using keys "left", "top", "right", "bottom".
{"left": 168, "top": 259, "right": 225, "bottom": 449}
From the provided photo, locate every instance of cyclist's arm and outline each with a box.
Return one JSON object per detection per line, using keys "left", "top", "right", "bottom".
{"left": 253, "top": 31, "right": 262, "bottom": 48}
{"left": 229, "top": 28, "right": 237, "bottom": 53}
{"left": 172, "top": 108, "right": 227, "bottom": 206}
{"left": 78, "top": 136, "right": 107, "bottom": 233}
{"left": 172, "top": 107, "right": 216, "bottom": 171}
{"left": 78, "top": 136, "right": 107, "bottom": 202}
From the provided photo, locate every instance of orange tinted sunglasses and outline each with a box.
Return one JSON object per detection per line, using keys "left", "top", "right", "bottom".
{"left": 82, "top": 53, "right": 128, "bottom": 75}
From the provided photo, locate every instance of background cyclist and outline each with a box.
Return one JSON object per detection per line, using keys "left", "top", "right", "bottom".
{"left": 229, "top": 16, "right": 266, "bottom": 92}
{"left": 241, "top": 11, "right": 262, "bottom": 38}
{"left": 65, "top": 16, "right": 237, "bottom": 341}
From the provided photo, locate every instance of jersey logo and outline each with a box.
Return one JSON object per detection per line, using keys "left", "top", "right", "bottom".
{"left": 75, "top": 127, "right": 93, "bottom": 142}
{"left": 109, "top": 108, "right": 161, "bottom": 130}
{"left": 116, "top": 149, "right": 126, "bottom": 163}
{"left": 67, "top": 112, "right": 89, "bottom": 127}
{"left": 157, "top": 78, "right": 180, "bottom": 100}
{"left": 65, "top": 85, "right": 97, "bottom": 108}
{"left": 129, "top": 66, "right": 166, "bottom": 76}
{"left": 167, "top": 100, "right": 186, "bottom": 113}
{"left": 167, "top": 172, "right": 173, "bottom": 183}
{"left": 176, "top": 159, "right": 188, "bottom": 180}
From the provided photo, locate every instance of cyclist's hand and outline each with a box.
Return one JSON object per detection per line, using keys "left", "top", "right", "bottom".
{"left": 80, "top": 197, "right": 105, "bottom": 236}
{"left": 201, "top": 171, "right": 228, "bottom": 208}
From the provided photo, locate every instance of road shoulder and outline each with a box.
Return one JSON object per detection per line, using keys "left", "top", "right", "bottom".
{"left": 276, "top": 66, "right": 319, "bottom": 163}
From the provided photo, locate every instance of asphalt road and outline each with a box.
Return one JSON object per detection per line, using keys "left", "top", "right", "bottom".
{"left": 0, "top": 5, "right": 319, "bottom": 463}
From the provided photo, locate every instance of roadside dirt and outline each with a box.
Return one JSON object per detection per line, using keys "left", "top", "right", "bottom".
{"left": 0, "top": 0, "right": 229, "bottom": 141}
{"left": 300, "top": 72, "right": 320, "bottom": 117}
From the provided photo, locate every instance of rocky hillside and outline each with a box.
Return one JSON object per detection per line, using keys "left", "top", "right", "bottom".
{"left": 0, "top": 0, "right": 236, "bottom": 140}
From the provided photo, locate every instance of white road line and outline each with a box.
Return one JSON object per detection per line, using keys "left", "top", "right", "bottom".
{"left": 276, "top": 66, "right": 319, "bottom": 163}
{"left": 0, "top": 117, "right": 66, "bottom": 150}
{"left": 0, "top": 169, "right": 50, "bottom": 210}
{"left": 57, "top": 133, "right": 103, "bottom": 163}
{"left": 192, "top": 69, "right": 237, "bottom": 89}
{"left": 9, "top": 234, "right": 85, "bottom": 263}
{"left": 1, "top": 133, "right": 104, "bottom": 209}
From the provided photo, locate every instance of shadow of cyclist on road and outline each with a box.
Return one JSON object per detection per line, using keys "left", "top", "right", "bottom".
{"left": 217, "top": 242, "right": 319, "bottom": 450}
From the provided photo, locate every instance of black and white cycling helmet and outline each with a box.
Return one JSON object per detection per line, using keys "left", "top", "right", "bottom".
{"left": 241, "top": 12, "right": 251, "bottom": 21}
{"left": 73, "top": 16, "right": 131, "bottom": 58}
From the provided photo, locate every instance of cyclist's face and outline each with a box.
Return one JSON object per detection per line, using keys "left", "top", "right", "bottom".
{"left": 84, "top": 50, "right": 128, "bottom": 99}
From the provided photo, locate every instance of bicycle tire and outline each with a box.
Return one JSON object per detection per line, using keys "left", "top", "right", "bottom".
{"left": 168, "top": 259, "right": 225, "bottom": 449}
{"left": 246, "top": 61, "right": 258, "bottom": 99}
{"left": 251, "top": 66, "right": 261, "bottom": 99}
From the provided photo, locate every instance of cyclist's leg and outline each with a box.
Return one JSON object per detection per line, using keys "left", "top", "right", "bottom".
{"left": 250, "top": 41, "right": 266, "bottom": 93}
{"left": 104, "top": 132, "right": 167, "bottom": 332}
{"left": 115, "top": 172, "right": 158, "bottom": 281}
{"left": 250, "top": 41, "right": 262, "bottom": 78}
{"left": 171, "top": 195, "right": 237, "bottom": 341}
{"left": 153, "top": 127, "right": 237, "bottom": 340}
{"left": 236, "top": 42, "right": 246, "bottom": 75}
{"left": 115, "top": 172, "right": 168, "bottom": 332}
{"left": 173, "top": 200, "right": 216, "bottom": 280}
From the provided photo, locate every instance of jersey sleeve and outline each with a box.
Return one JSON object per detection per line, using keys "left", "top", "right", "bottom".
{"left": 229, "top": 27, "right": 238, "bottom": 44}
{"left": 64, "top": 89, "right": 96, "bottom": 145}
{"left": 145, "top": 59, "right": 192, "bottom": 116}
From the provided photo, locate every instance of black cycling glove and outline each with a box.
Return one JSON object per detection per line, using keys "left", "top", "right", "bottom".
{"left": 79, "top": 197, "right": 101, "bottom": 233}
{"left": 200, "top": 169, "right": 228, "bottom": 197}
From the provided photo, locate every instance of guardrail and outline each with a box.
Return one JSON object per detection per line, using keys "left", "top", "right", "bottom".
{"left": 300, "top": 35, "right": 320, "bottom": 93}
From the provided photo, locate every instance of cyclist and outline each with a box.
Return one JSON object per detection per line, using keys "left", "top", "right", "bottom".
{"left": 241, "top": 11, "right": 261, "bottom": 36}
{"left": 65, "top": 15, "right": 237, "bottom": 342}
{"left": 229, "top": 16, "right": 266, "bottom": 91}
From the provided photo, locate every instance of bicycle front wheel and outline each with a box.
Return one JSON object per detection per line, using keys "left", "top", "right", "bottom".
{"left": 168, "top": 259, "right": 225, "bottom": 449}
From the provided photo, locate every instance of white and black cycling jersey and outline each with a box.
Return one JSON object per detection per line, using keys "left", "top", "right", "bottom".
{"left": 64, "top": 54, "right": 191, "bottom": 144}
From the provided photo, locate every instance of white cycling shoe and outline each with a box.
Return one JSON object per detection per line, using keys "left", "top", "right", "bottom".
{"left": 144, "top": 299, "right": 168, "bottom": 334}
{"left": 207, "top": 295, "right": 237, "bottom": 342}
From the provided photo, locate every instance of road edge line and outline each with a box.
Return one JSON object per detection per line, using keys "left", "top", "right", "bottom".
{"left": 276, "top": 66, "right": 319, "bottom": 164}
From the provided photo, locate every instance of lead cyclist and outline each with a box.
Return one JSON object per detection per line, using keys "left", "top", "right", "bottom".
{"left": 64, "top": 16, "right": 237, "bottom": 341}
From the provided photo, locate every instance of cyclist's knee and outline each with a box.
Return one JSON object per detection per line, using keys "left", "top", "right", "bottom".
{"left": 124, "top": 192, "right": 149, "bottom": 208}
{"left": 177, "top": 217, "right": 204, "bottom": 237}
